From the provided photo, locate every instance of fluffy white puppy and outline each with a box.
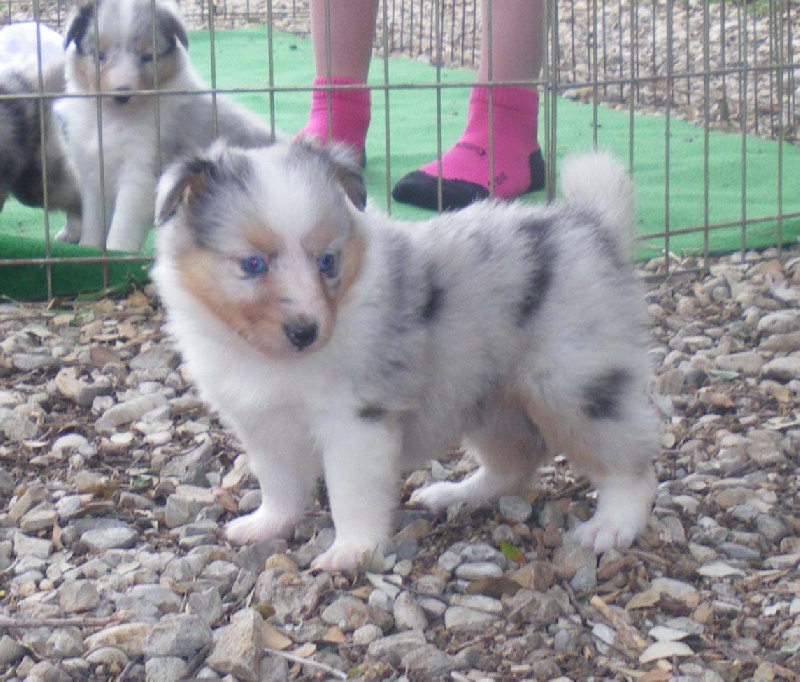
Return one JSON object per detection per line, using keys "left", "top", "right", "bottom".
{"left": 61, "top": 0, "right": 276, "bottom": 252}
{"left": 153, "top": 140, "right": 660, "bottom": 572}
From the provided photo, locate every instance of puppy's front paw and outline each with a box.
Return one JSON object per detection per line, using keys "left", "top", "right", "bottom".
{"left": 567, "top": 510, "right": 645, "bottom": 553}
{"left": 224, "top": 505, "right": 295, "bottom": 545}
{"left": 310, "top": 539, "right": 384, "bottom": 573}
{"left": 409, "top": 481, "right": 466, "bottom": 511}
{"left": 55, "top": 226, "right": 80, "bottom": 244}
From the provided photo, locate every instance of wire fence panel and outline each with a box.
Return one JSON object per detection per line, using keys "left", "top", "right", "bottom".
{"left": 0, "top": 0, "right": 797, "bottom": 298}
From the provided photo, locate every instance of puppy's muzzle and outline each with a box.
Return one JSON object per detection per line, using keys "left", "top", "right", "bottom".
{"left": 113, "top": 88, "right": 133, "bottom": 105}
{"left": 284, "top": 320, "right": 318, "bottom": 351}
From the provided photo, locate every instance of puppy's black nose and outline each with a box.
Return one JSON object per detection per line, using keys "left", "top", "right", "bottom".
{"left": 114, "top": 89, "right": 132, "bottom": 105}
{"left": 284, "top": 321, "right": 318, "bottom": 351}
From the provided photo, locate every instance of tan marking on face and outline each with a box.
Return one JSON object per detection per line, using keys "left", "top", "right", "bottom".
{"left": 242, "top": 220, "right": 285, "bottom": 262}
{"left": 70, "top": 34, "right": 182, "bottom": 95}
{"left": 176, "top": 244, "right": 293, "bottom": 358}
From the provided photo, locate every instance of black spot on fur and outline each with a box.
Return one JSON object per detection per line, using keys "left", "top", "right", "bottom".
{"left": 358, "top": 406, "right": 388, "bottom": 421}
{"left": 517, "top": 218, "right": 556, "bottom": 326}
{"left": 420, "top": 264, "right": 444, "bottom": 322}
{"left": 582, "top": 369, "right": 630, "bottom": 420}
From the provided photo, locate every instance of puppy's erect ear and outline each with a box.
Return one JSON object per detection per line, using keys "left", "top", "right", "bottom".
{"left": 291, "top": 139, "right": 367, "bottom": 211}
{"left": 155, "top": 156, "right": 214, "bottom": 227}
{"left": 157, "top": 4, "right": 189, "bottom": 49}
{"left": 155, "top": 143, "right": 252, "bottom": 227}
{"left": 325, "top": 144, "right": 368, "bottom": 211}
{"left": 64, "top": 1, "right": 95, "bottom": 50}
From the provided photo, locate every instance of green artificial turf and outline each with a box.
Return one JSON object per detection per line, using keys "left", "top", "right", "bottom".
{"left": 1, "top": 26, "right": 798, "bottom": 299}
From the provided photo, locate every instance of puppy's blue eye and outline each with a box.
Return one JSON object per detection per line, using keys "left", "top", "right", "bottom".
{"left": 141, "top": 53, "right": 154, "bottom": 64}
{"left": 240, "top": 255, "right": 267, "bottom": 277}
{"left": 318, "top": 253, "right": 337, "bottom": 277}
{"left": 96, "top": 51, "right": 106, "bottom": 62}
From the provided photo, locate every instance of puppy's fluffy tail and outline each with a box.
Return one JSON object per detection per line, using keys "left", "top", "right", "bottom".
{"left": 560, "top": 152, "right": 635, "bottom": 261}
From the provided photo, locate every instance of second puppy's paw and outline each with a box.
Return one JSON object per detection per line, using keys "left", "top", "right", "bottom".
{"left": 224, "top": 505, "right": 295, "bottom": 545}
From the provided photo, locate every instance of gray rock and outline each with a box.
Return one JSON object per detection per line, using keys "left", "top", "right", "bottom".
{"left": 187, "top": 588, "right": 224, "bottom": 627}
{"left": 498, "top": 495, "right": 533, "bottom": 523}
{"left": 20, "top": 507, "right": 57, "bottom": 534}
{"left": 59, "top": 580, "right": 100, "bottom": 613}
{"left": 2, "top": 412, "right": 39, "bottom": 441}
{"left": 145, "top": 657, "right": 187, "bottom": 682}
{"left": 400, "top": 643, "right": 458, "bottom": 676}
{"left": 454, "top": 561, "right": 504, "bottom": 580}
{"left": 145, "top": 613, "right": 212, "bottom": 658}
{"left": 393, "top": 591, "right": 428, "bottom": 631}
{"left": 45, "top": 628, "right": 84, "bottom": 659}
{"left": 206, "top": 609, "right": 263, "bottom": 682}
{"left": 254, "top": 570, "right": 333, "bottom": 624}
{"left": 12, "top": 352, "right": 57, "bottom": 371}
{"left": 95, "top": 394, "right": 168, "bottom": 432}
{"left": 443, "top": 606, "right": 499, "bottom": 630}
{"left": 552, "top": 544, "right": 596, "bottom": 580}
{"left": 570, "top": 564, "right": 598, "bottom": 591}
{"left": 0, "top": 635, "right": 26, "bottom": 666}
{"left": 367, "top": 630, "right": 427, "bottom": 666}
{"left": 449, "top": 594, "right": 503, "bottom": 614}
{"left": 161, "top": 439, "right": 215, "bottom": 486}
{"left": 321, "top": 595, "right": 371, "bottom": 631}
{"left": 757, "top": 310, "right": 800, "bottom": 334}
{"left": 85, "top": 646, "right": 129, "bottom": 670}
{"left": 13, "top": 531, "right": 52, "bottom": 559}
{"left": 0, "top": 465, "right": 14, "bottom": 496}
{"left": 762, "top": 356, "right": 800, "bottom": 382}
{"left": 715, "top": 351, "right": 764, "bottom": 376}
{"left": 353, "top": 624, "right": 383, "bottom": 646}
{"left": 81, "top": 526, "right": 138, "bottom": 551}
{"left": 130, "top": 346, "right": 182, "bottom": 373}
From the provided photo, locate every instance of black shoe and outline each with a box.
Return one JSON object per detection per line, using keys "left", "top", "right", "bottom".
{"left": 392, "top": 149, "right": 546, "bottom": 211}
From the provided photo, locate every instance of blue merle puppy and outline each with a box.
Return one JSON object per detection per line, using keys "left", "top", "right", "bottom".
{"left": 153, "top": 139, "right": 660, "bottom": 572}
{"left": 0, "top": 60, "right": 81, "bottom": 234}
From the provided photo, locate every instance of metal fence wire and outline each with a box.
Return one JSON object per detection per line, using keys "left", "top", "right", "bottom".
{"left": 0, "top": 0, "right": 798, "bottom": 299}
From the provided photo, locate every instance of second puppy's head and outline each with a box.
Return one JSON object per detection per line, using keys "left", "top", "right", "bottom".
{"left": 64, "top": 0, "right": 188, "bottom": 104}
{"left": 155, "top": 140, "right": 367, "bottom": 358}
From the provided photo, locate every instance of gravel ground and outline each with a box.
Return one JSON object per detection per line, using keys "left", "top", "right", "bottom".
{"left": 0, "top": 246, "right": 799, "bottom": 681}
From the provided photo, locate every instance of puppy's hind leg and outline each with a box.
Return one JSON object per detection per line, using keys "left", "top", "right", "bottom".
{"left": 524, "top": 376, "right": 658, "bottom": 553}
{"left": 410, "top": 394, "right": 547, "bottom": 511}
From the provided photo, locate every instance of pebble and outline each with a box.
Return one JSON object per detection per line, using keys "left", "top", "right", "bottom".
{"left": 59, "top": 580, "right": 100, "bottom": 613}
{"left": 393, "top": 590, "right": 429, "bottom": 630}
{"left": 81, "top": 526, "right": 138, "bottom": 551}
{"left": 144, "top": 614, "right": 212, "bottom": 658}
{"left": 206, "top": 609, "right": 263, "bottom": 682}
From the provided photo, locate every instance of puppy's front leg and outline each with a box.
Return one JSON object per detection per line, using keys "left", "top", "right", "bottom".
{"left": 226, "top": 422, "right": 321, "bottom": 545}
{"left": 312, "top": 418, "right": 400, "bottom": 572}
{"left": 105, "top": 170, "right": 156, "bottom": 253}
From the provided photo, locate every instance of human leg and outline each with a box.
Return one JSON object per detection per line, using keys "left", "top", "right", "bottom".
{"left": 297, "top": 0, "right": 378, "bottom": 156}
{"left": 392, "top": 0, "right": 546, "bottom": 210}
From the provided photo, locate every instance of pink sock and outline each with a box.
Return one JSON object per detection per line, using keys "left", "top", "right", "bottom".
{"left": 296, "top": 76, "right": 371, "bottom": 156}
{"left": 393, "top": 86, "right": 544, "bottom": 210}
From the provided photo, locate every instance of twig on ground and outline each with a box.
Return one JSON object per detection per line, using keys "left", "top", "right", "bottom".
{"left": 263, "top": 646, "right": 349, "bottom": 680}
{"left": 0, "top": 612, "right": 130, "bottom": 629}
